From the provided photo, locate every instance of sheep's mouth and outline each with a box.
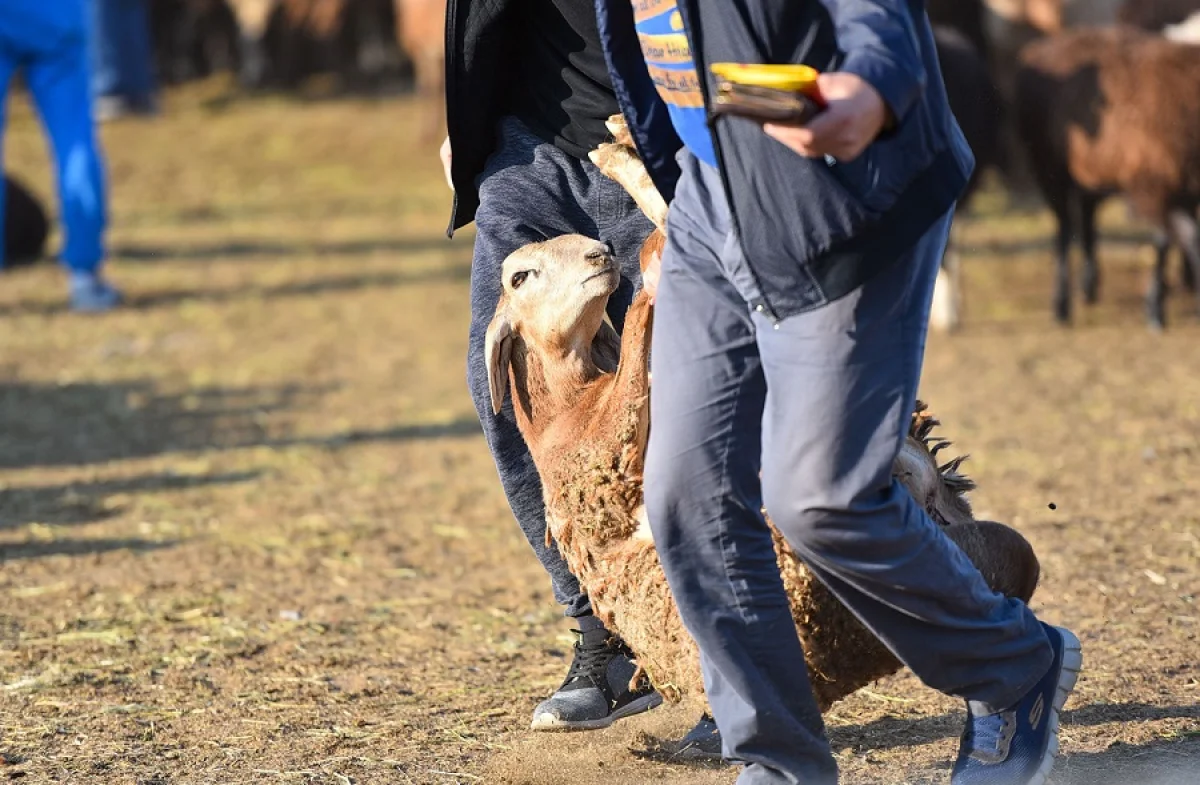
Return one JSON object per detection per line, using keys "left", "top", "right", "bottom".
{"left": 583, "top": 265, "right": 618, "bottom": 286}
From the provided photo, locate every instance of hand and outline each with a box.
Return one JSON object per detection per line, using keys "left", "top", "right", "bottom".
{"left": 439, "top": 135, "right": 454, "bottom": 191}
{"left": 761, "top": 72, "right": 892, "bottom": 162}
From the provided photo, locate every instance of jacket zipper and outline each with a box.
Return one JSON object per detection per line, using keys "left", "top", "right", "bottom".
{"left": 679, "top": 0, "right": 783, "bottom": 329}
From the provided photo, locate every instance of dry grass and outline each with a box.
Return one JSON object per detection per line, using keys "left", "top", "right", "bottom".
{"left": 0, "top": 79, "right": 1196, "bottom": 784}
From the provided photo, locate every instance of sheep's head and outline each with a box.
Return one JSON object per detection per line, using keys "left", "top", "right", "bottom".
{"left": 485, "top": 235, "right": 621, "bottom": 416}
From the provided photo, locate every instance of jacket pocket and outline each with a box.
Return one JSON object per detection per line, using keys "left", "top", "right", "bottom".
{"left": 823, "top": 100, "right": 939, "bottom": 214}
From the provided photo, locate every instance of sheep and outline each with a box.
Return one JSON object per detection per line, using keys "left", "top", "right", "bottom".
{"left": 928, "top": 0, "right": 991, "bottom": 60}
{"left": 1014, "top": 25, "right": 1200, "bottom": 329}
{"left": 150, "top": 0, "right": 402, "bottom": 90}
{"left": 1117, "top": 1, "right": 1200, "bottom": 293}
{"left": 483, "top": 118, "right": 1044, "bottom": 713}
{"left": 392, "top": 0, "right": 446, "bottom": 142}
{"left": 3, "top": 175, "right": 48, "bottom": 268}
{"left": 1117, "top": 0, "right": 1200, "bottom": 32}
{"left": 971, "top": 1, "right": 1126, "bottom": 204}
{"left": 149, "top": 0, "right": 241, "bottom": 86}
{"left": 929, "top": 24, "right": 1007, "bottom": 332}
{"left": 1164, "top": 10, "right": 1200, "bottom": 41}
{"left": 225, "top": 0, "right": 277, "bottom": 87}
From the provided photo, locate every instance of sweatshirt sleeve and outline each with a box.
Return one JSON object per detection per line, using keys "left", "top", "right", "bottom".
{"left": 815, "top": 0, "right": 926, "bottom": 122}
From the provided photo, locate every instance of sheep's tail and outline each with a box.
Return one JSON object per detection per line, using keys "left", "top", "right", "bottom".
{"left": 909, "top": 400, "right": 977, "bottom": 526}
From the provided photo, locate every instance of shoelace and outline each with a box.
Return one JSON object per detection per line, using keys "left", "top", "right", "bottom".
{"left": 962, "top": 708, "right": 1017, "bottom": 763}
{"left": 562, "top": 629, "right": 615, "bottom": 688}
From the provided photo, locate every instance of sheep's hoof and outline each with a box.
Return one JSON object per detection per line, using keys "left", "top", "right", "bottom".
{"left": 603, "top": 114, "right": 634, "bottom": 148}
{"left": 1053, "top": 299, "right": 1071, "bottom": 326}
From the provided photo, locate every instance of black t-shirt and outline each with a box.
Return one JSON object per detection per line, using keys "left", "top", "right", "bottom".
{"left": 509, "top": 0, "right": 621, "bottom": 161}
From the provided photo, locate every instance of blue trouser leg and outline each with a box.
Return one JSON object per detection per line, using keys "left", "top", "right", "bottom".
{"left": 89, "top": 0, "right": 156, "bottom": 103}
{"left": 644, "top": 151, "right": 1053, "bottom": 784}
{"left": 466, "top": 117, "right": 654, "bottom": 618}
{"left": 24, "top": 36, "right": 108, "bottom": 274}
{"left": 88, "top": 0, "right": 119, "bottom": 98}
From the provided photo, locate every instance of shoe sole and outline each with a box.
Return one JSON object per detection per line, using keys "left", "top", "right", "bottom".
{"left": 529, "top": 690, "right": 663, "bottom": 732}
{"left": 1026, "top": 626, "right": 1083, "bottom": 785}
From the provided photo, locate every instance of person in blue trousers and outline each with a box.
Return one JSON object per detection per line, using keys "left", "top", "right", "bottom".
{"left": 88, "top": 0, "right": 159, "bottom": 120}
{"left": 0, "top": 0, "right": 122, "bottom": 311}
{"left": 586, "top": 1, "right": 1085, "bottom": 783}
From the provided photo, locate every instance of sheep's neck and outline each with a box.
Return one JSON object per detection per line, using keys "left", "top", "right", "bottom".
{"left": 509, "top": 342, "right": 600, "bottom": 443}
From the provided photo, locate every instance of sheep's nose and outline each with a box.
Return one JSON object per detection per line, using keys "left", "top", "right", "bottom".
{"left": 586, "top": 241, "right": 613, "bottom": 264}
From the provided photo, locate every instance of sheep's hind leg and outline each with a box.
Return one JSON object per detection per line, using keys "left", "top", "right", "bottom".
{"left": 1181, "top": 246, "right": 1197, "bottom": 292}
{"left": 1051, "top": 187, "right": 1080, "bottom": 326}
{"left": 1052, "top": 199, "right": 1074, "bottom": 325}
{"left": 1168, "top": 208, "right": 1200, "bottom": 323}
{"left": 1146, "top": 227, "right": 1170, "bottom": 332}
{"left": 1079, "top": 194, "right": 1101, "bottom": 305}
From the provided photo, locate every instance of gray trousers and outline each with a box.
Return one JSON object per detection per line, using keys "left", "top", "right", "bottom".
{"left": 643, "top": 149, "right": 1053, "bottom": 784}
{"left": 467, "top": 116, "right": 655, "bottom": 618}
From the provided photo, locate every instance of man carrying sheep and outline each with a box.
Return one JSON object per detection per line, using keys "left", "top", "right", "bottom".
{"left": 441, "top": 0, "right": 671, "bottom": 734}
{"left": 586, "top": 1, "right": 1084, "bottom": 784}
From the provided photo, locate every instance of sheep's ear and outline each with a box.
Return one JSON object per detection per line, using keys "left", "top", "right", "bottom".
{"left": 485, "top": 309, "right": 515, "bottom": 416}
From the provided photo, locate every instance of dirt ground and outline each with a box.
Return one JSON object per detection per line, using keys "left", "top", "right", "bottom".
{"left": 0, "top": 81, "right": 1196, "bottom": 785}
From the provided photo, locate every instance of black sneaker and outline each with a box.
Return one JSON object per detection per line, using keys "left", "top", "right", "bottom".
{"left": 529, "top": 623, "right": 662, "bottom": 731}
{"left": 670, "top": 713, "right": 725, "bottom": 762}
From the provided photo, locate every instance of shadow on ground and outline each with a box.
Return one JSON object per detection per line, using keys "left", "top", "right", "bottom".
{"left": 489, "top": 703, "right": 1199, "bottom": 785}
{"left": 830, "top": 701, "right": 1200, "bottom": 753}
{"left": 0, "top": 471, "right": 261, "bottom": 530}
{"left": 0, "top": 537, "right": 178, "bottom": 562}
{"left": 1050, "top": 737, "right": 1200, "bottom": 785}
{"left": 0, "top": 380, "right": 480, "bottom": 469}
{"left": 0, "top": 265, "right": 470, "bottom": 316}
{"left": 127, "top": 266, "right": 469, "bottom": 310}
{"left": 111, "top": 236, "right": 456, "bottom": 263}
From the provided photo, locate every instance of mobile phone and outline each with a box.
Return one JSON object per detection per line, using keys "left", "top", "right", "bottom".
{"left": 709, "top": 80, "right": 824, "bottom": 125}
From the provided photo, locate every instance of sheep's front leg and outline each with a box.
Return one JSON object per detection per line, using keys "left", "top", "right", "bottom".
{"left": 614, "top": 290, "right": 653, "bottom": 394}
{"left": 607, "top": 290, "right": 655, "bottom": 463}
{"left": 589, "top": 144, "right": 668, "bottom": 231}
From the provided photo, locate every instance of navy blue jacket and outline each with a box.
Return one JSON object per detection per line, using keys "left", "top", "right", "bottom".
{"left": 445, "top": 0, "right": 974, "bottom": 322}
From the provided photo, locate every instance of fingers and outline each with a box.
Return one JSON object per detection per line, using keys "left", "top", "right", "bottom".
{"left": 763, "top": 112, "right": 840, "bottom": 158}
{"left": 763, "top": 110, "right": 871, "bottom": 161}
{"left": 758, "top": 72, "right": 887, "bottom": 162}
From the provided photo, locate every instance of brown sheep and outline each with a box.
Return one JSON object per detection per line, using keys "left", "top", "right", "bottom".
{"left": 393, "top": 0, "right": 446, "bottom": 143}
{"left": 1117, "top": 0, "right": 1200, "bottom": 30}
{"left": 483, "top": 120, "right": 1043, "bottom": 712}
{"left": 970, "top": 1, "right": 1125, "bottom": 203}
{"left": 1014, "top": 25, "right": 1200, "bottom": 329}
{"left": 226, "top": 0, "right": 277, "bottom": 87}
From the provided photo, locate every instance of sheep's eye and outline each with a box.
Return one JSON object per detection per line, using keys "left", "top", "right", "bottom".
{"left": 511, "top": 271, "right": 530, "bottom": 289}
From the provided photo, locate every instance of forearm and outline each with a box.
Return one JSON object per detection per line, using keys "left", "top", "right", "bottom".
{"left": 816, "top": 0, "right": 926, "bottom": 123}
